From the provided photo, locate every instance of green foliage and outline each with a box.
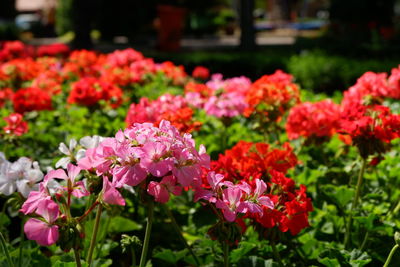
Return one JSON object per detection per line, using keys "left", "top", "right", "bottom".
{"left": 288, "top": 50, "right": 399, "bottom": 93}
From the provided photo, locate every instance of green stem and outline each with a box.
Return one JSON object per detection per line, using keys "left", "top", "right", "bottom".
{"left": 95, "top": 214, "right": 111, "bottom": 259}
{"left": 0, "top": 232, "right": 14, "bottom": 267}
{"left": 131, "top": 246, "right": 137, "bottom": 267}
{"left": 223, "top": 242, "right": 229, "bottom": 267}
{"left": 344, "top": 158, "right": 367, "bottom": 248}
{"left": 383, "top": 244, "right": 399, "bottom": 267}
{"left": 271, "top": 240, "right": 284, "bottom": 267}
{"left": 87, "top": 205, "right": 103, "bottom": 265}
{"left": 360, "top": 231, "right": 369, "bottom": 251}
{"left": 164, "top": 205, "right": 200, "bottom": 266}
{"left": 139, "top": 200, "right": 154, "bottom": 267}
{"left": 74, "top": 249, "right": 82, "bottom": 267}
{"left": 18, "top": 218, "right": 24, "bottom": 267}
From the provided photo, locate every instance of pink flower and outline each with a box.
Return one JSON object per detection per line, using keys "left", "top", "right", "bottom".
{"left": 216, "top": 187, "right": 243, "bottom": 222}
{"left": 194, "top": 171, "right": 224, "bottom": 202}
{"left": 24, "top": 199, "right": 59, "bottom": 246}
{"left": 20, "top": 183, "right": 51, "bottom": 214}
{"left": 239, "top": 179, "right": 274, "bottom": 215}
{"left": 44, "top": 164, "right": 89, "bottom": 198}
{"left": 140, "top": 142, "right": 174, "bottom": 177}
{"left": 102, "top": 176, "right": 125, "bottom": 206}
{"left": 147, "top": 175, "right": 182, "bottom": 203}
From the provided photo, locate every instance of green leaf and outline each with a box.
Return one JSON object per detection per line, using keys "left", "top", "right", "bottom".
{"left": 109, "top": 216, "right": 142, "bottom": 233}
{"left": 230, "top": 241, "right": 257, "bottom": 263}
{"left": 322, "top": 185, "right": 354, "bottom": 209}
{"left": 153, "top": 249, "right": 178, "bottom": 264}
{"left": 318, "top": 257, "right": 340, "bottom": 267}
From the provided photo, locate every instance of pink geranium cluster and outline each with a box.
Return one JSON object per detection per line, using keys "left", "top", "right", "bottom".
{"left": 78, "top": 120, "right": 210, "bottom": 203}
{"left": 125, "top": 94, "right": 201, "bottom": 133}
{"left": 185, "top": 74, "right": 251, "bottom": 118}
{"left": 21, "top": 164, "right": 89, "bottom": 246}
{"left": 195, "top": 171, "right": 274, "bottom": 222}
{"left": 286, "top": 99, "right": 341, "bottom": 140}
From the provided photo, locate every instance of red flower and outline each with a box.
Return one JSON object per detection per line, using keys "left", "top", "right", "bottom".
{"left": 37, "top": 43, "right": 70, "bottom": 57}
{"left": 338, "top": 103, "right": 400, "bottom": 158}
{"left": 3, "top": 113, "right": 28, "bottom": 136}
{"left": 13, "top": 87, "right": 52, "bottom": 113}
{"left": 286, "top": 99, "right": 341, "bottom": 140}
{"left": 67, "top": 77, "right": 123, "bottom": 108}
{"left": 192, "top": 66, "right": 210, "bottom": 80}
{"left": 245, "top": 70, "right": 300, "bottom": 121}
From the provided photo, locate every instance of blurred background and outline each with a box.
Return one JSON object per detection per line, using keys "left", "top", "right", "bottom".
{"left": 1, "top": 0, "right": 400, "bottom": 93}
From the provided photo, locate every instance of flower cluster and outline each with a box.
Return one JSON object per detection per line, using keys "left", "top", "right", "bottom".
{"left": 338, "top": 103, "right": 400, "bottom": 158}
{"left": 13, "top": 87, "right": 52, "bottom": 113}
{"left": 21, "top": 163, "right": 89, "bottom": 246}
{"left": 0, "top": 153, "right": 43, "bottom": 197}
{"left": 3, "top": 113, "right": 28, "bottom": 136}
{"left": 185, "top": 74, "right": 251, "bottom": 118}
{"left": 37, "top": 43, "right": 70, "bottom": 57}
{"left": 0, "top": 41, "right": 33, "bottom": 61}
{"left": 67, "top": 77, "right": 123, "bottom": 108}
{"left": 342, "top": 68, "right": 400, "bottom": 107}
{"left": 126, "top": 94, "right": 201, "bottom": 133}
{"left": 195, "top": 171, "right": 274, "bottom": 222}
{"left": 192, "top": 66, "right": 210, "bottom": 80}
{"left": 245, "top": 70, "right": 300, "bottom": 121}
{"left": 286, "top": 100, "right": 341, "bottom": 141}
{"left": 78, "top": 120, "right": 210, "bottom": 203}
{"left": 204, "top": 141, "right": 312, "bottom": 235}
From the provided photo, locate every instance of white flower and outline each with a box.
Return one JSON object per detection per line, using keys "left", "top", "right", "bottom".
{"left": 79, "top": 135, "right": 104, "bottom": 149}
{"left": 0, "top": 158, "right": 13, "bottom": 196}
{"left": 0, "top": 156, "right": 44, "bottom": 197}
{"left": 55, "top": 139, "right": 77, "bottom": 168}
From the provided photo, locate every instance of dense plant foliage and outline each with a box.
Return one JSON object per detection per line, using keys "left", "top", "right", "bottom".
{"left": 1, "top": 40, "right": 400, "bottom": 266}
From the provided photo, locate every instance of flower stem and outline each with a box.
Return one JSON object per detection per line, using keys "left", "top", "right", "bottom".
{"left": 139, "top": 200, "right": 154, "bottom": 267}
{"left": 383, "top": 244, "right": 399, "bottom": 267}
{"left": 87, "top": 204, "right": 103, "bottom": 265}
{"left": 271, "top": 239, "right": 284, "bottom": 267}
{"left": 78, "top": 201, "right": 99, "bottom": 222}
{"left": 18, "top": 218, "right": 24, "bottom": 267}
{"left": 0, "top": 232, "right": 14, "bottom": 267}
{"left": 74, "top": 248, "right": 82, "bottom": 267}
{"left": 223, "top": 242, "right": 229, "bottom": 267}
{"left": 344, "top": 157, "right": 367, "bottom": 248}
{"left": 164, "top": 205, "right": 200, "bottom": 266}
{"left": 131, "top": 246, "right": 137, "bottom": 267}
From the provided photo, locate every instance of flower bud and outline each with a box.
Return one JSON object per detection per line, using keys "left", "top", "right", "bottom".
{"left": 395, "top": 232, "right": 400, "bottom": 246}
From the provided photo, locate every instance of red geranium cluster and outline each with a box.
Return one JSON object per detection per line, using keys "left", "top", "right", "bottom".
{"left": 37, "top": 43, "right": 70, "bottom": 57}
{"left": 13, "top": 87, "right": 52, "bottom": 113}
{"left": 255, "top": 170, "right": 313, "bottom": 235}
{"left": 211, "top": 141, "right": 298, "bottom": 181}
{"left": 286, "top": 99, "right": 341, "bottom": 141}
{"left": 67, "top": 77, "right": 123, "bottom": 108}
{"left": 342, "top": 68, "right": 400, "bottom": 107}
{"left": 125, "top": 94, "right": 201, "bottom": 133}
{"left": 192, "top": 66, "right": 210, "bottom": 80}
{"left": 244, "top": 70, "right": 300, "bottom": 121}
{"left": 0, "top": 41, "right": 33, "bottom": 61}
{"left": 156, "top": 61, "right": 187, "bottom": 85}
{"left": 207, "top": 140, "right": 312, "bottom": 235}
{"left": 1, "top": 58, "right": 42, "bottom": 82}
{"left": 338, "top": 103, "right": 400, "bottom": 158}
{"left": 3, "top": 113, "right": 28, "bottom": 136}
